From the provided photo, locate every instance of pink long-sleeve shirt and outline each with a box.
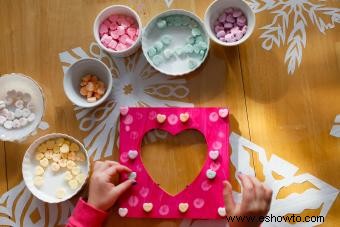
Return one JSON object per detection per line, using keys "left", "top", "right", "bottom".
{"left": 67, "top": 198, "right": 108, "bottom": 227}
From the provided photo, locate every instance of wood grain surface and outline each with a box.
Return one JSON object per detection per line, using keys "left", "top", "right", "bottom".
{"left": 0, "top": 0, "right": 339, "bottom": 226}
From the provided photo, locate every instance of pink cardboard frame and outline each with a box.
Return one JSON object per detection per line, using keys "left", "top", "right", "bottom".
{"left": 118, "top": 107, "right": 230, "bottom": 219}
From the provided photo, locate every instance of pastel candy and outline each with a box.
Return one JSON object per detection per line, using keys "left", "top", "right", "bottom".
{"left": 118, "top": 208, "right": 128, "bottom": 217}
{"left": 116, "top": 43, "right": 127, "bottom": 51}
{"left": 126, "top": 27, "right": 137, "bottom": 39}
{"left": 163, "top": 49, "right": 174, "bottom": 59}
{"left": 100, "top": 34, "right": 113, "bottom": 46}
{"left": 128, "top": 172, "right": 137, "bottom": 180}
{"left": 154, "top": 41, "right": 164, "bottom": 52}
{"left": 218, "top": 13, "right": 226, "bottom": 23}
{"left": 187, "top": 36, "right": 195, "bottom": 45}
{"left": 192, "top": 28, "right": 201, "bottom": 37}
{"left": 147, "top": 47, "right": 157, "bottom": 57}
{"left": 119, "top": 34, "right": 129, "bottom": 44}
{"left": 128, "top": 150, "right": 138, "bottom": 160}
{"left": 0, "top": 100, "right": 5, "bottom": 110}
{"left": 157, "top": 19, "right": 167, "bottom": 28}
{"left": 108, "top": 40, "right": 118, "bottom": 49}
{"left": 110, "top": 30, "right": 120, "bottom": 39}
{"left": 216, "top": 30, "right": 226, "bottom": 38}
{"left": 225, "top": 7, "right": 234, "bottom": 13}
{"left": 152, "top": 55, "right": 163, "bottom": 66}
{"left": 117, "top": 26, "right": 125, "bottom": 35}
{"left": 99, "top": 23, "right": 109, "bottom": 36}
{"left": 224, "top": 23, "right": 233, "bottom": 29}
{"left": 209, "top": 150, "right": 219, "bottom": 160}
{"left": 161, "top": 35, "right": 172, "bottom": 45}
{"left": 109, "top": 22, "right": 118, "bottom": 31}
{"left": 226, "top": 14, "right": 235, "bottom": 23}
{"left": 214, "top": 25, "right": 224, "bottom": 33}
{"left": 184, "top": 44, "right": 194, "bottom": 54}
{"left": 225, "top": 33, "right": 235, "bottom": 42}
{"left": 0, "top": 116, "right": 6, "bottom": 125}
{"left": 206, "top": 169, "right": 216, "bottom": 179}
{"left": 233, "top": 10, "right": 243, "bottom": 18}
{"left": 188, "top": 60, "right": 197, "bottom": 69}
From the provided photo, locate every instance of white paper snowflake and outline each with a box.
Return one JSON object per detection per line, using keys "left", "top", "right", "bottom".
{"left": 245, "top": 0, "right": 339, "bottom": 74}
{"left": 0, "top": 181, "right": 73, "bottom": 226}
{"left": 330, "top": 114, "right": 340, "bottom": 137}
{"left": 181, "top": 132, "right": 339, "bottom": 227}
{"left": 59, "top": 43, "right": 193, "bottom": 160}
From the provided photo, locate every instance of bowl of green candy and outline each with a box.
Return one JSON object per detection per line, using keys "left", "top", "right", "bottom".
{"left": 142, "top": 9, "right": 210, "bottom": 76}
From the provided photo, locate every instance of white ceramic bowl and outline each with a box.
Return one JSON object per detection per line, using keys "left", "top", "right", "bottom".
{"left": 63, "top": 58, "right": 113, "bottom": 108}
{"left": 0, "top": 73, "right": 45, "bottom": 142}
{"left": 22, "top": 133, "right": 90, "bottom": 203}
{"left": 142, "top": 9, "right": 210, "bottom": 76}
{"left": 204, "top": 0, "right": 256, "bottom": 46}
{"left": 93, "top": 5, "right": 142, "bottom": 57}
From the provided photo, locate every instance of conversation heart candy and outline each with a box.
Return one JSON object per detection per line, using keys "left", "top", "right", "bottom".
{"left": 206, "top": 169, "right": 216, "bottom": 179}
{"left": 128, "top": 150, "right": 138, "bottom": 160}
{"left": 209, "top": 150, "right": 220, "bottom": 160}
{"left": 179, "top": 112, "right": 190, "bottom": 123}
{"left": 143, "top": 203, "right": 153, "bottom": 212}
{"left": 218, "top": 207, "right": 227, "bottom": 217}
{"left": 118, "top": 208, "right": 128, "bottom": 217}
{"left": 156, "top": 114, "right": 166, "bottom": 123}
{"left": 178, "top": 203, "right": 189, "bottom": 213}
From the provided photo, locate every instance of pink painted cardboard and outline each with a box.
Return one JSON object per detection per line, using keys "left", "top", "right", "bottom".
{"left": 118, "top": 107, "right": 230, "bottom": 219}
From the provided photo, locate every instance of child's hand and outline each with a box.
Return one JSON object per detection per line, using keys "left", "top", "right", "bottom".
{"left": 223, "top": 174, "right": 273, "bottom": 227}
{"left": 88, "top": 160, "right": 135, "bottom": 211}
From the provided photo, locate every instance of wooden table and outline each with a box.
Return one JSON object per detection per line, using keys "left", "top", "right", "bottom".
{"left": 0, "top": 0, "right": 339, "bottom": 226}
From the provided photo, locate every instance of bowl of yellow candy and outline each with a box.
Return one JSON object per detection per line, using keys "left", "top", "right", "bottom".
{"left": 22, "top": 133, "right": 90, "bottom": 203}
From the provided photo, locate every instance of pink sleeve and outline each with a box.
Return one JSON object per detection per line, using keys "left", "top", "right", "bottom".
{"left": 66, "top": 198, "right": 108, "bottom": 227}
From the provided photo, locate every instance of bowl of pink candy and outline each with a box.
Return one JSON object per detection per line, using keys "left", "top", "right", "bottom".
{"left": 93, "top": 5, "right": 142, "bottom": 57}
{"left": 204, "top": 0, "right": 255, "bottom": 46}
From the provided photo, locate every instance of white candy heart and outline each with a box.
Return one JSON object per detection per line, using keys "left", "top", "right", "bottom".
{"left": 218, "top": 207, "right": 226, "bottom": 217}
{"left": 209, "top": 150, "right": 219, "bottom": 160}
{"left": 178, "top": 203, "right": 189, "bottom": 213}
{"left": 128, "top": 150, "right": 138, "bottom": 160}
{"left": 218, "top": 108, "right": 229, "bottom": 118}
{"left": 179, "top": 112, "right": 190, "bottom": 123}
{"left": 120, "top": 106, "right": 129, "bottom": 116}
{"left": 143, "top": 203, "right": 153, "bottom": 212}
{"left": 128, "top": 172, "right": 137, "bottom": 180}
{"left": 156, "top": 114, "right": 166, "bottom": 123}
{"left": 118, "top": 208, "right": 128, "bottom": 217}
{"left": 206, "top": 169, "right": 216, "bottom": 179}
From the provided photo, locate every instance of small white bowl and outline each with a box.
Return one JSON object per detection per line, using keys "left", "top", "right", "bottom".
{"left": 22, "top": 133, "right": 90, "bottom": 203}
{"left": 93, "top": 5, "right": 142, "bottom": 57}
{"left": 63, "top": 58, "right": 113, "bottom": 108}
{"left": 142, "top": 9, "right": 210, "bottom": 76}
{"left": 204, "top": 0, "right": 256, "bottom": 46}
{"left": 0, "top": 73, "right": 45, "bottom": 142}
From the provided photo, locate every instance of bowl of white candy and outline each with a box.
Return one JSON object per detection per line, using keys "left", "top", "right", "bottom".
{"left": 0, "top": 73, "right": 45, "bottom": 142}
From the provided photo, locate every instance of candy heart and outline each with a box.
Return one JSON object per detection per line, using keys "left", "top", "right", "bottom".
{"left": 218, "top": 207, "right": 226, "bottom": 217}
{"left": 118, "top": 208, "right": 128, "bottom": 217}
{"left": 178, "top": 203, "right": 189, "bottom": 213}
{"left": 206, "top": 169, "right": 216, "bottom": 179}
{"left": 218, "top": 108, "right": 229, "bottom": 118}
{"left": 128, "top": 172, "right": 137, "bottom": 180}
{"left": 179, "top": 112, "right": 190, "bottom": 123}
{"left": 209, "top": 150, "right": 219, "bottom": 160}
{"left": 156, "top": 114, "right": 166, "bottom": 123}
{"left": 128, "top": 150, "right": 138, "bottom": 160}
{"left": 143, "top": 203, "right": 153, "bottom": 212}
{"left": 120, "top": 106, "right": 129, "bottom": 116}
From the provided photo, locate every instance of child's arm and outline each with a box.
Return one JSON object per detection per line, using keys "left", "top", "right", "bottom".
{"left": 66, "top": 160, "right": 135, "bottom": 227}
{"left": 223, "top": 173, "right": 273, "bottom": 227}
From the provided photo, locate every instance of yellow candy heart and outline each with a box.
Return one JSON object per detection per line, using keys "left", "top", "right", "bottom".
{"left": 178, "top": 203, "right": 189, "bottom": 213}
{"left": 156, "top": 114, "right": 166, "bottom": 123}
{"left": 179, "top": 112, "right": 189, "bottom": 123}
{"left": 143, "top": 203, "right": 153, "bottom": 212}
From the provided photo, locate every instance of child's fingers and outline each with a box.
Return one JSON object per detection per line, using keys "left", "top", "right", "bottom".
{"left": 239, "top": 174, "right": 255, "bottom": 205}
{"left": 104, "top": 164, "right": 132, "bottom": 177}
{"left": 248, "top": 176, "right": 265, "bottom": 201}
{"left": 104, "top": 160, "right": 120, "bottom": 166}
{"left": 111, "top": 179, "right": 135, "bottom": 198}
{"left": 223, "top": 181, "right": 236, "bottom": 214}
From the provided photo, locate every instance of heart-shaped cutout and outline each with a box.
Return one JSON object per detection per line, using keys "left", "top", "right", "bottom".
{"left": 141, "top": 129, "right": 207, "bottom": 196}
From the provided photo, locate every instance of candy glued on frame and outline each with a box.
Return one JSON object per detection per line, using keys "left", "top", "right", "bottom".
{"left": 118, "top": 107, "right": 230, "bottom": 219}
